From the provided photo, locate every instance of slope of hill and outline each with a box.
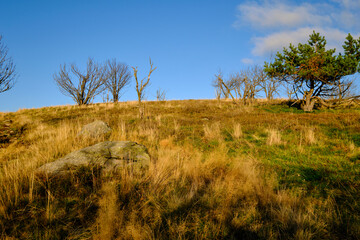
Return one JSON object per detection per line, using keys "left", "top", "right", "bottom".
{"left": 1, "top": 100, "right": 359, "bottom": 239}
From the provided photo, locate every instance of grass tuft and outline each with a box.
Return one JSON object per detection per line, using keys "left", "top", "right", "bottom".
{"left": 267, "top": 128, "right": 283, "bottom": 145}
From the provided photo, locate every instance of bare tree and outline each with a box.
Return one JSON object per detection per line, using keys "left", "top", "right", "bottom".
{"left": 215, "top": 88, "right": 221, "bottom": 101}
{"left": 334, "top": 76, "right": 357, "bottom": 100}
{"left": 283, "top": 81, "right": 296, "bottom": 100}
{"left": 212, "top": 70, "right": 229, "bottom": 100}
{"left": 54, "top": 58, "right": 106, "bottom": 105}
{"left": 105, "top": 59, "right": 131, "bottom": 103}
{"left": 132, "top": 58, "right": 156, "bottom": 104}
{"left": 132, "top": 58, "right": 156, "bottom": 118}
{"left": 256, "top": 66, "right": 281, "bottom": 101}
{"left": 156, "top": 88, "right": 166, "bottom": 101}
{"left": 215, "top": 73, "right": 237, "bottom": 103}
{"left": 213, "top": 66, "right": 265, "bottom": 105}
{"left": 227, "top": 73, "right": 242, "bottom": 100}
{"left": 246, "top": 66, "right": 264, "bottom": 103}
{"left": 227, "top": 66, "right": 262, "bottom": 104}
{"left": 102, "top": 89, "right": 110, "bottom": 103}
{"left": 0, "top": 36, "right": 16, "bottom": 93}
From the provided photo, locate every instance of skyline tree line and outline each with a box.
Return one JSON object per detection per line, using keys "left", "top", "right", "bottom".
{"left": 214, "top": 31, "right": 360, "bottom": 111}
{"left": 53, "top": 58, "right": 134, "bottom": 105}
{"left": 53, "top": 56, "right": 157, "bottom": 119}
{"left": 1, "top": 32, "right": 360, "bottom": 112}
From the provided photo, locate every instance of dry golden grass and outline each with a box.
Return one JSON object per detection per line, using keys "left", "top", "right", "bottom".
{"left": 0, "top": 99, "right": 359, "bottom": 239}
{"left": 204, "top": 122, "right": 221, "bottom": 140}
{"left": 173, "top": 119, "right": 180, "bottom": 133}
{"left": 94, "top": 181, "right": 118, "bottom": 239}
{"left": 304, "top": 127, "right": 316, "bottom": 145}
{"left": 266, "top": 128, "right": 283, "bottom": 145}
{"left": 233, "top": 123, "right": 243, "bottom": 139}
{"left": 90, "top": 140, "right": 330, "bottom": 239}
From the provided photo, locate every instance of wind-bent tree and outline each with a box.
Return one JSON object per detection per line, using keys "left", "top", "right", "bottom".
{"left": 214, "top": 66, "right": 264, "bottom": 105}
{"left": 54, "top": 58, "right": 107, "bottom": 105}
{"left": 0, "top": 36, "right": 16, "bottom": 93}
{"left": 105, "top": 59, "right": 131, "bottom": 103}
{"left": 213, "top": 71, "right": 231, "bottom": 100}
{"left": 213, "top": 70, "right": 230, "bottom": 100}
{"left": 265, "top": 31, "right": 360, "bottom": 111}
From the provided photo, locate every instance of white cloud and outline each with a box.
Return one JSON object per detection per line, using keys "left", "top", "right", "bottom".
{"left": 332, "top": 10, "right": 360, "bottom": 30}
{"left": 234, "top": 1, "right": 331, "bottom": 29}
{"left": 252, "top": 27, "right": 349, "bottom": 56}
{"left": 234, "top": 0, "right": 360, "bottom": 57}
{"left": 332, "top": 0, "right": 360, "bottom": 8}
{"left": 241, "top": 58, "right": 254, "bottom": 64}
{"left": 332, "top": 0, "right": 360, "bottom": 31}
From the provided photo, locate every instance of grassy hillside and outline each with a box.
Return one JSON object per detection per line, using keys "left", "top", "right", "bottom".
{"left": 0, "top": 100, "right": 359, "bottom": 239}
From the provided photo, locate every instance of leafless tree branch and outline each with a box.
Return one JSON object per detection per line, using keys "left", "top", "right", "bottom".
{"left": 54, "top": 58, "right": 106, "bottom": 105}
{"left": 0, "top": 36, "right": 16, "bottom": 93}
{"left": 105, "top": 59, "right": 131, "bottom": 103}
{"left": 132, "top": 57, "right": 156, "bottom": 119}
{"left": 156, "top": 88, "right": 166, "bottom": 101}
{"left": 132, "top": 57, "right": 156, "bottom": 104}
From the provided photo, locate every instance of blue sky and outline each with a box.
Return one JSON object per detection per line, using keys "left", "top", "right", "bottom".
{"left": 1, "top": 0, "right": 359, "bottom": 112}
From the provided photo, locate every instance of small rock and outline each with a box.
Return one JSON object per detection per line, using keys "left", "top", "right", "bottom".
{"left": 78, "top": 120, "right": 111, "bottom": 138}
{"left": 36, "top": 141, "right": 150, "bottom": 175}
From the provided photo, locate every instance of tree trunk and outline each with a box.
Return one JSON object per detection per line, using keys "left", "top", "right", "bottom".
{"left": 139, "top": 104, "right": 144, "bottom": 119}
{"left": 113, "top": 92, "right": 118, "bottom": 103}
{"left": 301, "top": 90, "right": 316, "bottom": 112}
{"left": 338, "top": 80, "right": 343, "bottom": 100}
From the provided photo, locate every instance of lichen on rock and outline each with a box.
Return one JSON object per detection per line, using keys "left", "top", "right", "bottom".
{"left": 36, "top": 141, "right": 150, "bottom": 175}
{"left": 77, "top": 120, "right": 112, "bottom": 138}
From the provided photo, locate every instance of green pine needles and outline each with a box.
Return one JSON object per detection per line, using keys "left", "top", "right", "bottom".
{"left": 265, "top": 31, "right": 360, "bottom": 112}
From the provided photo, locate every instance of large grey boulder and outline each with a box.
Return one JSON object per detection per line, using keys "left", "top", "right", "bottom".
{"left": 36, "top": 141, "right": 150, "bottom": 175}
{"left": 78, "top": 120, "right": 111, "bottom": 138}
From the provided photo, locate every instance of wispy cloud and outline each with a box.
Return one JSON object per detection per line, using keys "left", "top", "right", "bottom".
{"left": 331, "top": 0, "right": 360, "bottom": 30}
{"left": 241, "top": 58, "right": 254, "bottom": 64}
{"left": 252, "top": 27, "right": 348, "bottom": 56}
{"left": 234, "top": 0, "right": 360, "bottom": 57}
{"left": 234, "top": 1, "right": 331, "bottom": 30}
{"left": 332, "top": 0, "right": 360, "bottom": 8}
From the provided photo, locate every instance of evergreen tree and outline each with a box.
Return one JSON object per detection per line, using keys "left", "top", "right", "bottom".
{"left": 265, "top": 31, "right": 360, "bottom": 111}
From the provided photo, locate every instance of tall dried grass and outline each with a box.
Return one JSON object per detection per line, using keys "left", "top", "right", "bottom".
{"left": 267, "top": 128, "right": 282, "bottom": 145}
{"left": 304, "top": 127, "right": 316, "bottom": 145}
{"left": 91, "top": 141, "right": 331, "bottom": 239}
{"left": 233, "top": 123, "right": 243, "bottom": 139}
{"left": 0, "top": 100, "right": 355, "bottom": 239}
{"left": 204, "top": 122, "right": 221, "bottom": 140}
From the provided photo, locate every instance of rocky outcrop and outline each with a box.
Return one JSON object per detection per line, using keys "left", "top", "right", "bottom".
{"left": 36, "top": 141, "right": 150, "bottom": 175}
{"left": 78, "top": 120, "right": 111, "bottom": 138}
